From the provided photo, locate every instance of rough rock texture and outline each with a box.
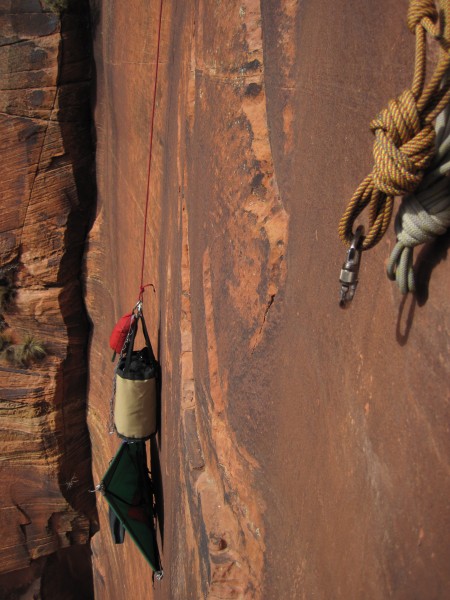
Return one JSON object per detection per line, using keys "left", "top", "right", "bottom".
{"left": 87, "top": 0, "right": 450, "bottom": 598}
{"left": 0, "top": 1, "right": 97, "bottom": 598}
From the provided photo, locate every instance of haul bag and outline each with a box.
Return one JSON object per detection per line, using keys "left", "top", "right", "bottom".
{"left": 115, "top": 374, "right": 157, "bottom": 440}
{"left": 114, "top": 313, "right": 158, "bottom": 441}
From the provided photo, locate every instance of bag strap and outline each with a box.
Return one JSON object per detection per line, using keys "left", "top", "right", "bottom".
{"left": 140, "top": 313, "right": 156, "bottom": 363}
{"left": 124, "top": 318, "right": 138, "bottom": 372}
{"left": 124, "top": 313, "right": 156, "bottom": 371}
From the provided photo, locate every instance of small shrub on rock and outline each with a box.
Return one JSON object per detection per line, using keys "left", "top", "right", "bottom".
{"left": 5, "top": 335, "right": 47, "bottom": 367}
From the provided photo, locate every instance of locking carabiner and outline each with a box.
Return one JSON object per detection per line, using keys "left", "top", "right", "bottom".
{"left": 133, "top": 300, "right": 143, "bottom": 316}
{"left": 339, "top": 226, "right": 364, "bottom": 307}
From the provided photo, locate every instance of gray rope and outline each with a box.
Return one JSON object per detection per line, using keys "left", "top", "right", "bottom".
{"left": 387, "top": 99, "right": 450, "bottom": 293}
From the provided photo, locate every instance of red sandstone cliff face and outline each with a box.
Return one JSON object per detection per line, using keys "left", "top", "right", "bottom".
{"left": 88, "top": 1, "right": 450, "bottom": 599}
{"left": 0, "top": 2, "right": 96, "bottom": 598}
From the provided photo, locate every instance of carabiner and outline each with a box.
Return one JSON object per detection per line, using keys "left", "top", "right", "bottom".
{"left": 339, "top": 226, "right": 364, "bottom": 307}
{"left": 133, "top": 300, "right": 143, "bottom": 316}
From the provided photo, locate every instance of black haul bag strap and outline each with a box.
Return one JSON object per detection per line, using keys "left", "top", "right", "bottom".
{"left": 124, "top": 312, "right": 157, "bottom": 373}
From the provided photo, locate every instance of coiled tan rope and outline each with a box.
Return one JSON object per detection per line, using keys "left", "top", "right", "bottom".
{"left": 387, "top": 99, "right": 450, "bottom": 292}
{"left": 339, "top": 0, "right": 450, "bottom": 252}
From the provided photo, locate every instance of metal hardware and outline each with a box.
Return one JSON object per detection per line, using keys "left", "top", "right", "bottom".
{"left": 89, "top": 482, "right": 105, "bottom": 494}
{"left": 339, "top": 226, "right": 364, "bottom": 307}
{"left": 133, "top": 300, "right": 143, "bottom": 316}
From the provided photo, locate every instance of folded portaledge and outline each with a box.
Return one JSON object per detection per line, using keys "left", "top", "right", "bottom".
{"left": 100, "top": 441, "right": 163, "bottom": 578}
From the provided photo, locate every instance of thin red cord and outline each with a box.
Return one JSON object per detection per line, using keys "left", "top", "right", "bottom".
{"left": 139, "top": 0, "right": 164, "bottom": 301}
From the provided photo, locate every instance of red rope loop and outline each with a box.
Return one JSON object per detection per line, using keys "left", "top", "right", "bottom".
{"left": 138, "top": 283, "right": 156, "bottom": 301}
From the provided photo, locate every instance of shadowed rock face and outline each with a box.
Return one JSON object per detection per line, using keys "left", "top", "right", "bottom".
{"left": 0, "top": 1, "right": 97, "bottom": 597}
{"left": 87, "top": 0, "right": 450, "bottom": 599}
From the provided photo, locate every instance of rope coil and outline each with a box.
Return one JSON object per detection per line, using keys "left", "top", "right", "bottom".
{"left": 407, "top": 0, "right": 438, "bottom": 34}
{"left": 387, "top": 99, "right": 450, "bottom": 292}
{"left": 338, "top": 0, "right": 450, "bottom": 251}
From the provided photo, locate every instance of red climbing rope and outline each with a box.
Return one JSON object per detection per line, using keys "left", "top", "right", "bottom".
{"left": 139, "top": 0, "right": 164, "bottom": 301}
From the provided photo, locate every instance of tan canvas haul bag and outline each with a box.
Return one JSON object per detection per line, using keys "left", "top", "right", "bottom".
{"left": 114, "top": 313, "right": 158, "bottom": 441}
{"left": 115, "top": 377, "right": 157, "bottom": 439}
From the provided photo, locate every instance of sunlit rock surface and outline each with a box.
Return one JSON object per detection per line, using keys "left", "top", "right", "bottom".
{"left": 2, "top": 0, "right": 449, "bottom": 598}
{"left": 87, "top": 1, "right": 450, "bottom": 599}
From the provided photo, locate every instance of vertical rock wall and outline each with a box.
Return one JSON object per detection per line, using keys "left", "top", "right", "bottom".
{"left": 87, "top": 0, "right": 450, "bottom": 599}
{"left": 0, "top": 1, "right": 96, "bottom": 598}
